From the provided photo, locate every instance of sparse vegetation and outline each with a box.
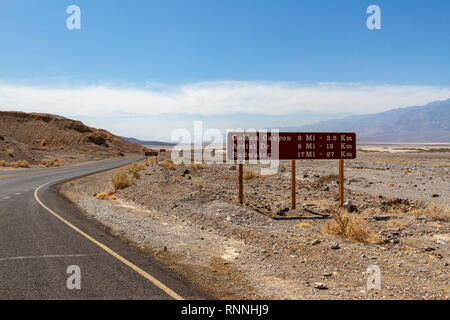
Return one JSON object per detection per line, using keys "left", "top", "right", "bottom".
{"left": 95, "top": 192, "right": 117, "bottom": 201}
{"left": 322, "top": 206, "right": 381, "bottom": 243}
{"left": 0, "top": 159, "right": 30, "bottom": 168}
{"left": 160, "top": 159, "right": 176, "bottom": 170}
{"left": 6, "top": 149, "right": 14, "bottom": 157}
{"left": 412, "top": 202, "right": 450, "bottom": 221}
{"left": 190, "top": 163, "right": 205, "bottom": 170}
{"left": 41, "top": 159, "right": 65, "bottom": 167}
{"left": 243, "top": 170, "right": 257, "bottom": 180}
{"left": 110, "top": 162, "right": 145, "bottom": 190}
{"left": 316, "top": 173, "right": 339, "bottom": 185}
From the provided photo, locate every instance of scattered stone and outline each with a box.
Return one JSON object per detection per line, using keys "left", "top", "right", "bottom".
{"left": 313, "top": 282, "right": 328, "bottom": 290}
{"left": 432, "top": 194, "right": 440, "bottom": 198}
{"left": 323, "top": 272, "right": 332, "bottom": 277}
{"left": 311, "top": 239, "right": 320, "bottom": 245}
{"left": 331, "top": 242, "right": 340, "bottom": 250}
{"left": 277, "top": 207, "right": 289, "bottom": 216}
{"left": 343, "top": 200, "right": 357, "bottom": 213}
{"left": 436, "top": 240, "right": 447, "bottom": 246}
{"left": 373, "top": 216, "right": 391, "bottom": 221}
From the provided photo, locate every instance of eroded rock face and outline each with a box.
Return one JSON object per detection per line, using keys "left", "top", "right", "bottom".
{"left": 0, "top": 111, "right": 146, "bottom": 164}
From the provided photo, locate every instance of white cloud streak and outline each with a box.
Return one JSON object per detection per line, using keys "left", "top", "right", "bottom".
{"left": 0, "top": 81, "right": 449, "bottom": 117}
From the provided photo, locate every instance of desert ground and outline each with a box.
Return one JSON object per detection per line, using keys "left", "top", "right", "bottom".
{"left": 60, "top": 145, "right": 449, "bottom": 299}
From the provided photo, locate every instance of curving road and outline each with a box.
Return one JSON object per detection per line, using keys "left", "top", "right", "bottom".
{"left": 0, "top": 157, "right": 206, "bottom": 299}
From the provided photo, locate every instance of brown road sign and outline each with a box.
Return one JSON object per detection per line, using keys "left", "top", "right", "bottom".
{"left": 145, "top": 151, "right": 159, "bottom": 157}
{"left": 227, "top": 132, "right": 356, "bottom": 161}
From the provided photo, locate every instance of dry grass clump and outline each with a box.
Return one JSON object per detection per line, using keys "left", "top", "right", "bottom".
{"left": 413, "top": 202, "right": 450, "bottom": 221}
{"left": 243, "top": 170, "right": 258, "bottom": 180}
{"left": 6, "top": 149, "right": 14, "bottom": 157}
{"left": 41, "top": 159, "right": 65, "bottom": 167}
{"left": 95, "top": 192, "right": 117, "bottom": 201}
{"left": 322, "top": 206, "right": 381, "bottom": 243}
{"left": 0, "top": 160, "right": 30, "bottom": 168}
{"left": 190, "top": 163, "right": 205, "bottom": 170}
{"left": 110, "top": 163, "right": 145, "bottom": 190}
{"left": 317, "top": 174, "right": 339, "bottom": 185}
{"left": 160, "top": 159, "right": 176, "bottom": 170}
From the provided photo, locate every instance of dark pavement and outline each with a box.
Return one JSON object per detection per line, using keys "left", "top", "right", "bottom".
{"left": 0, "top": 157, "right": 206, "bottom": 299}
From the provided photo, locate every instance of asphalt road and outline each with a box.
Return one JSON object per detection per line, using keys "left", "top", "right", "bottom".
{"left": 0, "top": 157, "right": 206, "bottom": 299}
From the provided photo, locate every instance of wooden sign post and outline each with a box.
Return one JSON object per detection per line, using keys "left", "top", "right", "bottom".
{"left": 291, "top": 160, "right": 296, "bottom": 210}
{"left": 238, "top": 164, "right": 244, "bottom": 204}
{"left": 145, "top": 151, "right": 159, "bottom": 165}
{"left": 339, "top": 159, "right": 344, "bottom": 206}
{"left": 227, "top": 132, "right": 356, "bottom": 208}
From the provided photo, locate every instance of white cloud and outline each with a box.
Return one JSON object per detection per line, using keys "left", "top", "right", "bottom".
{"left": 0, "top": 81, "right": 449, "bottom": 117}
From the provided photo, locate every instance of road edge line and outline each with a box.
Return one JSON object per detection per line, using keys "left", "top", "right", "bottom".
{"left": 34, "top": 181, "right": 184, "bottom": 300}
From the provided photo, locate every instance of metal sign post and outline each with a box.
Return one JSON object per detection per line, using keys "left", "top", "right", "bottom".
{"left": 238, "top": 164, "right": 244, "bottom": 204}
{"left": 291, "top": 160, "right": 296, "bottom": 210}
{"left": 339, "top": 159, "right": 344, "bottom": 206}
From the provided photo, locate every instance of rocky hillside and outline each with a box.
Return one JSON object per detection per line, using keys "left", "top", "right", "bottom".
{"left": 285, "top": 99, "right": 450, "bottom": 143}
{"left": 0, "top": 111, "right": 147, "bottom": 164}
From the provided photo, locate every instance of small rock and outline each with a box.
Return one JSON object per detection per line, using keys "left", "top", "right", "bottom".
{"left": 277, "top": 207, "right": 289, "bottom": 216}
{"left": 323, "top": 272, "right": 332, "bottom": 277}
{"left": 331, "top": 242, "right": 340, "bottom": 250}
{"left": 313, "top": 282, "right": 328, "bottom": 290}
{"left": 432, "top": 194, "right": 440, "bottom": 198}
{"left": 436, "top": 240, "right": 447, "bottom": 245}
{"left": 311, "top": 239, "right": 320, "bottom": 245}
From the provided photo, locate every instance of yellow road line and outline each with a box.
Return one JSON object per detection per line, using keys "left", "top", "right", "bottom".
{"left": 34, "top": 181, "right": 183, "bottom": 300}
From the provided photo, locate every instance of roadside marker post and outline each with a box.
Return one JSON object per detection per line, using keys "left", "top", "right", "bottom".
{"left": 291, "top": 160, "right": 296, "bottom": 210}
{"left": 145, "top": 151, "right": 159, "bottom": 165}
{"left": 339, "top": 159, "right": 344, "bottom": 206}
{"left": 227, "top": 132, "right": 356, "bottom": 208}
{"left": 238, "top": 164, "right": 244, "bottom": 204}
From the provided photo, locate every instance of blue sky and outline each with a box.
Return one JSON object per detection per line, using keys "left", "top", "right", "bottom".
{"left": 0, "top": 0, "right": 449, "bottom": 140}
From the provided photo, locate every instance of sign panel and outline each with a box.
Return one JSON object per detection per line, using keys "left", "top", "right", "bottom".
{"left": 145, "top": 151, "right": 159, "bottom": 157}
{"left": 227, "top": 132, "right": 356, "bottom": 161}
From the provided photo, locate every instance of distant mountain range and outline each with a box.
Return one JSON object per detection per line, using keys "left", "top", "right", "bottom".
{"left": 280, "top": 99, "right": 450, "bottom": 143}
{"left": 119, "top": 136, "right": 176, "bottom": 146}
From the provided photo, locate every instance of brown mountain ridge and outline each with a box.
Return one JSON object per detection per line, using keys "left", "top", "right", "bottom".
{"left": 0, "top": 111, "right": 147, "bottom": 166}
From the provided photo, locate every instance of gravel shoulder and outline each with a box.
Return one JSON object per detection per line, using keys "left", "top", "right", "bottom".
{"left": 60, "top": 151, "right": 449, "bottom": 299}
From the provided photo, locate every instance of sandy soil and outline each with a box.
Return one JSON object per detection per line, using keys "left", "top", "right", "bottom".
{"left": 60, "top": 150, "right": 449, "bottom": 300}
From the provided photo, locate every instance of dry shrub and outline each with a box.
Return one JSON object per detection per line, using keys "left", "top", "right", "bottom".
{"left": 243, "top": 170, "right": 257, "bottom": 180}
{"left": 95, "top": 192, "right": 117, "bottom": 201}
{"left": 322, "top": 206, "right": 381, "bottom": 243}
{"left": 94, "top": 157, "right": 102, "bottom": 161}
{"left": 190, "top": 163, "right": 205, "bottom": 170}
{"left": 317, "top": 174, "right": 339, "bottom": 185}
{"left": 111, "top": 169, "right": 136, "bottom": 190}
{"left": 125, "top": 163, "right": 145, "bottom": 178}
{"left": 41, "top": 159, "right": 65, "bottom": 167}
{"left": 296, "top": 222, "right": 312, "bottom": 229}
{"left": 110, "top": 163, "right": 144, "bottom": 190}
{"left": 0, "top": 160, "right": 30, "bottom": 168}
{"left": 6, "top": 149, "right": 14, "bottom": 157}
{"left": 18, "top": 160, "right": 30, "bottom": 168}
{"left": 414, "top": 202, "right": 450, "bottom": 221}
{"left": 160, "top": 159, "right": 176, "bottom": 170}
